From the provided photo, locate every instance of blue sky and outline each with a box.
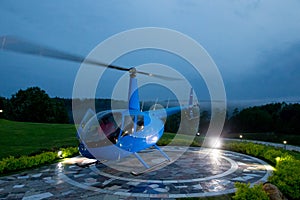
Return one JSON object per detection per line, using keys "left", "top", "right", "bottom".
{"left": 0, "top": 0, "right": 300, "bottom": 102}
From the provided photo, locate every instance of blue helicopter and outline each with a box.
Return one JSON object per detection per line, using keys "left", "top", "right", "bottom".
{"left": 0, "top": 35, "right": 198, "bottom": 173}
{"left": 76, "top": 70, "right": 196, "bottom": 171}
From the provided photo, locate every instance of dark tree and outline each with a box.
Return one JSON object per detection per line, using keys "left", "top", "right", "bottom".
{"left": 230, "top": 106, "right": 273, "bottom": 132}
{"left": 165, "top": 112, "right": 181, "bottom": 133}
{"left": 278, "top": 103, "right": 300, "bottom": 134}
{"left": 229, "top": 102, "right": 300, "bottom": 135}
{"left": 8, "top": 87, "right": 69, "bottom": 123}
{"left": 0, "top": 96, "right": 6, "bottom": 119}
{"left": 198, "top": 110, "right": 210, "bottom": 134}
{"left": 51, "top": 97, "right": 70, "bottom": 123}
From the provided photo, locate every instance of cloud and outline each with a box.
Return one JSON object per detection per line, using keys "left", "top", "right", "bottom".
{"left": 227, "top": 41, "right": 300, "bottom": 100}
{"left": 1, "top": 0, "right": 300, "bottom": 101}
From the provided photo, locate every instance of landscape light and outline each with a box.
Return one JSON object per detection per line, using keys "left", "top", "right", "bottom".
{"left": 283, "top": 140, "right": 287, "bottom": 145}
{"left": 283, "top": 141, "right": 287, "bottom": 150}
{"left": 275, "top": 157, "right": 281, "bottom": 163}
{"left": 239, "top": 135, "right": 243, "bottom": 139}
{"left": 57, "top": 150, "right": 63, "bottom": 158}
{"left": 0, "top": 109, "right": 3, "bottom": 113}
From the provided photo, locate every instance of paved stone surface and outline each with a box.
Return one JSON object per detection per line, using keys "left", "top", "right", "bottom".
{"left": 0, "top": 146, "right": 273, "bottom": 199}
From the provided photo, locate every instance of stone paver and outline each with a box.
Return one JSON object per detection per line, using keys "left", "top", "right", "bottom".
{"left": 0, "top": 146, "right": 273, "bottom": 199}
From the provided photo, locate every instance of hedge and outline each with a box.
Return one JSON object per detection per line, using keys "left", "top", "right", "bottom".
{"left": 269, "top": 155, "right": 300, "bottom": 199}
{"left": 0, "top": 147, "right": 78, "bottom": 174}
{"left": 233, "top": 182, "right": 269, "bottom": 200}
{"left": 224, "top": 142, "right": 300, "bottom": 199}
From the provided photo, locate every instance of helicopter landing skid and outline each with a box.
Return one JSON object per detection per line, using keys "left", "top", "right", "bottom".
{"left": 75, "top": 159, "right": 106, "bottom": 168}
{"left": 131, "top": 145, "right": 172, "bottom": 176}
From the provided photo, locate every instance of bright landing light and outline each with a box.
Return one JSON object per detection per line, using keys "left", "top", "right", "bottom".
{"left": 214, "top": 139, "right": 222, "bottom": 148}
{"left": 209, "top": 137, "right": 222, "bottom": 148}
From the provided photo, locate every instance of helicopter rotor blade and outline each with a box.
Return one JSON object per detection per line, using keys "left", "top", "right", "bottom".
{"left": 0, "top": 35, "right": 130, "bottom": 71}
{"left": 0, "top": 35, "right": 182, "bottom": 81}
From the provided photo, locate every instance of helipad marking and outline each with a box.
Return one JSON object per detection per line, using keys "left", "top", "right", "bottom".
{"left": 56, "top": 147, "right": 273, "bottom": 198}
{"left": 89, "top": 152, "right": 238, "bottom": 184}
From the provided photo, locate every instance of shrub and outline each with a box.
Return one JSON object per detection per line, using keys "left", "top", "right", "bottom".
{"left": 269, "top": 155, "right": 300, "bottom": 199}
{"left": 61, "top": 147, "right": 78, "bottom": 158}
{"left": 0, "top": 147, "right": 78, "bottom": 174}
{"left": 223, "top": 141, "right": 300, "bottom": 198}
{"left": 223, "top": 142, "right": 287, "bottom": 165}
{"left": 233, "top": 182, "right": 269, "bottom": 200}
{"left": 263, "top": 149, "right": 286, "bottom": 165}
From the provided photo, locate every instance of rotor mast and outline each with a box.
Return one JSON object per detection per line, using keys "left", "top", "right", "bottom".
{"left": 128, "top": 67, "right": 140, "bottom": 111}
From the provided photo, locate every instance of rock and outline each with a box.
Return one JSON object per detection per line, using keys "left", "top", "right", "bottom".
{"left": 262, "top": 182, "right": 287, "bottom": 200}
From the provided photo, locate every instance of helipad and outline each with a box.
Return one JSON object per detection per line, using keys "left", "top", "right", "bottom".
{"left": 0, "top": 146, "right": 273, "bottom": 199}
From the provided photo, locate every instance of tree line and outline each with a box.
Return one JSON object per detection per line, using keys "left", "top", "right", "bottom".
{"left": 229, "top": 102, "right": 300, "bottom": 135}
{"left": 0, "top": 87, "right": 69, "bottom": 123}
{"left": 1, "top": 87, "right": 299, "bottom": 135}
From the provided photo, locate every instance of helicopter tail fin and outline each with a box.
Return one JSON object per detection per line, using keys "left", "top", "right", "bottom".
{"left": 188, "top": 88, "right": 199, "bottom": 120}
{"left": 188, "top": 88, "right": 194, "bottom": 108}
{"left": 151, "top": 88, "right": 197, "bottom": 119}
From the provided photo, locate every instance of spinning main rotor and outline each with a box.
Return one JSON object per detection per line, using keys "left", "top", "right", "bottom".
{"left": 0, "top": 35, "right": 180, "bottom": 81}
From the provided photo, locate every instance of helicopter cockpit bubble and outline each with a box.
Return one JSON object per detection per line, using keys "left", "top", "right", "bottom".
{"left": 81, "top": 111, "right": 122, "bottom": 148}
{"left": 119, "top": 113, "right": 151, "bottom": 138}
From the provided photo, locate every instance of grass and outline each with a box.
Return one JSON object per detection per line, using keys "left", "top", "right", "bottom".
{"left": 0, "top": 119, "right": 78, "bottom": 159}
{"left": 1, "top": 118, "right": 298, "bottom": 160}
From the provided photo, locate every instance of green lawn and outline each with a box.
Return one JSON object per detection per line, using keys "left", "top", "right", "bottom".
{"left": 0, "top": 119, "right": 78, "bottom": 159}
{"left": 1, "top": 118, "right": 299, "bottom": 160}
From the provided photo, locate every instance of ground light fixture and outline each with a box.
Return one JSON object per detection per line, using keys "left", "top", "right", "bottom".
{"left": 57, "top": 150, "right": 63, "bottom": 158}
{"left": 283, "top": 140, "right": 287, "bottom": 150}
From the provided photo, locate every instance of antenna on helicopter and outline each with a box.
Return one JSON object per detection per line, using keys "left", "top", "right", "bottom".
{"left": 166, "top": 97, "right": 170, "bottom": 109}
{"left": 140, "top": 101, "right": 144, "bottom": 112}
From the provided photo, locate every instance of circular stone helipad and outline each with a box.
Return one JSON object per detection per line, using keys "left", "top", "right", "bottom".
{"left": 0, "top": 146, "right": 273, "bottom": 199}
{"left": 57, "top": 146, "right": 273, "bottom": 199}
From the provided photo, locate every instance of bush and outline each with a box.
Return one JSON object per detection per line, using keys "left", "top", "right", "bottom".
{"left": 61, "top": 147, "right": 78, "bottom": 158}
{"left": 223, "top": 141, "right": 300, "bottom": 198}
{"left": 0, "top": 147, "right": 78, "bottom": 174}
{"left": 263, "top": 149, "right": 286, "bottom": 165}
{"left": 233, "top": 182, "right": 269, "bottom": 200}
{"left": 269, "top": 155, "right": 300, "bottom": 199}
{"left": 223, "top": 142, "right": 287, "bottom": 165}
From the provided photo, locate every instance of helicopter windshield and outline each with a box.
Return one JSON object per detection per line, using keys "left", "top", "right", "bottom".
{"left": 81, "top": 111, "right": 122, "bottom": 147}
{"left": 121, "top": 114, "right": 144, "bottom": 137}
